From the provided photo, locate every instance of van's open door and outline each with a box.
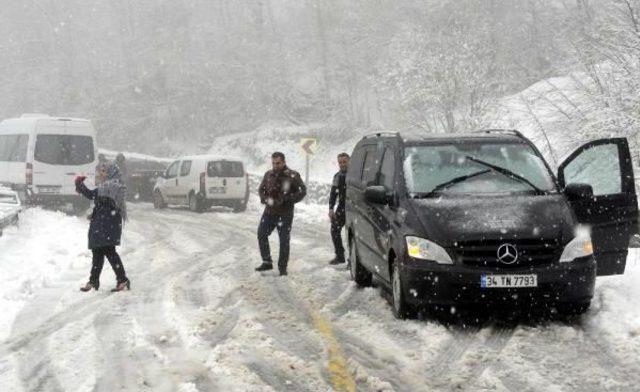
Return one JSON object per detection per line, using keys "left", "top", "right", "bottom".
{"left": 558, "top": 138, "right": 639, "bottom": 275}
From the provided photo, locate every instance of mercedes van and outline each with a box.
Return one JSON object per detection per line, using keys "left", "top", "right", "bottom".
{"left": 0, "top": 114, "right": 98, "bottom": 212}
{"left": 346, "top": 130, "right": 638, "bottom": 318}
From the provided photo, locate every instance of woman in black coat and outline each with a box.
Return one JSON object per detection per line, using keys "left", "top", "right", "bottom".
{"left": 76, "top": 161, "right": 131, "bottom": 292}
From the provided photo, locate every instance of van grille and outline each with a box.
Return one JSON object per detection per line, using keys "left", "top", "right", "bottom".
{"left": 452, "top": 238, "right": 562, "bottom": 268}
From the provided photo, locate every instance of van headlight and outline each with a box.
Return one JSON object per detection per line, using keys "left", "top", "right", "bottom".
{"left": 559, "top": 228, "right": 593, "bottom": 262}
{"left": 406, "top": 236, "right": 453, "bottom": 264}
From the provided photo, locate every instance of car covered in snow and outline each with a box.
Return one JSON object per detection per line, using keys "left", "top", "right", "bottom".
{"left": 346, "top": 130, "right": 639, "bottom": 318}
{"left": 0, "top": 187, "right": 22, "bottom": 235}
{"left": 153, "top": 154, "right": 249, "bottom": 213}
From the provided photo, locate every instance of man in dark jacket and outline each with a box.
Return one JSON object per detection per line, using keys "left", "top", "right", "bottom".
{"left": 329, "top": 153, "right": 349, "bottom": 264}
{"left": 255, "top": 152, "right": 307, "bottom": 275}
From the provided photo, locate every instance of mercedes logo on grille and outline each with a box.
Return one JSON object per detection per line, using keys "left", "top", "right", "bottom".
{"left": 497, "top": 243, "right": 518, "bottom": 265}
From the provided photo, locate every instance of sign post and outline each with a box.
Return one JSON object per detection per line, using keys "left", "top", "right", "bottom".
{"left": 300, "top": 137, "right": 317, "bottom": 204}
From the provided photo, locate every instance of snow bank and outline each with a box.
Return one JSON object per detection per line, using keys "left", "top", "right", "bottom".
{"left": 0, "top": 209, "right": 88, "bottom": 340}
{"left": 207, "top": 123, "right": 370, "bottom": 182}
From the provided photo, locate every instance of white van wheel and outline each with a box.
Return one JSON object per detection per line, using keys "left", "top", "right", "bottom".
{"left": 189, "top": 192, "right": 203, "bottom": 213}
{"left": 232, "top": 200, "right": 247, "bottom": 213}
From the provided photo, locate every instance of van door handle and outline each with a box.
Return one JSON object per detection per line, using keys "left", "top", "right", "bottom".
{"left": 223, "top": 179, "right": 227, "bottom": 186}
{"left": 66, "top": 172, "right": 76, "bottom": 175}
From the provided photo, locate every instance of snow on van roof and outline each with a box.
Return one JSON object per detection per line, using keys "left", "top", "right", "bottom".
{"left": 4, "top": 115, "right": 90, "bottom": 122}
{"left": 99, "top": 149, "right": 174, "bottom": 163}
{"left": 179, "top": 154, "right": 244, "bottom": 162}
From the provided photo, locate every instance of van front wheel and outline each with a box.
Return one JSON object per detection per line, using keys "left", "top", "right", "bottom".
{"left": 188, "top": 193, "right": 203, "bottom": 213}
{"left": 153, "top": 191, "right": 166, "bottom": 209}
{"left": 392, "top": 262, "right": 415, "bottom": 319}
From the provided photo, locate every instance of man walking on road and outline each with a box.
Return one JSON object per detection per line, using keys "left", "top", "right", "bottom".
{"left": 256, "top": 152, "right": 307, "bottom": 276}
{"left": 329, "top": 153, "right": 349, "bottom": 265}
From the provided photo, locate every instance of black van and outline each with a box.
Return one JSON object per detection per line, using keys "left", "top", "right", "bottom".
{"left": 345, "top": 130, "right": 638, "bottom": 318}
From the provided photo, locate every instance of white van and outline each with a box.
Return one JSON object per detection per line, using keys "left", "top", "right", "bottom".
{"left": 153, "top": 155, "right": 249, "bottom": 213}
{"left": 0, "top": 114, "right": 98, "bottom": 211}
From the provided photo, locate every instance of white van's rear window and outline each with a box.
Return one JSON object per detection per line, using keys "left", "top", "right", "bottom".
{"left": 0, "top": 134, "right": 28, "bottom": 162}
{"left": 207, "top": 161, "right": 244, "bottom": 177}
{"left": 35, "top": 134, "right": 94, "bottom": 165}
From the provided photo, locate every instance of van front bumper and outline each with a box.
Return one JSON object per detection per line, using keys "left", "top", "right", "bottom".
{"left": 400, "top": 256, "right": 596, "bottom": 306}
{"left": 26, "top": 192, "right": 90, "bottom": 209}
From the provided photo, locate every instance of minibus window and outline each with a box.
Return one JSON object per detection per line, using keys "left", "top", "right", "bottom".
{"left": 34, "top": 135, "right": 94, "bottom": 165}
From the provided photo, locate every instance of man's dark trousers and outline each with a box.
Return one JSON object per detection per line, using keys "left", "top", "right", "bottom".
{"left": 258, "top": 212, "right": 293, "bottom": 272}
{"left": 331, "top": 209, "right": 346, "bottom": 261}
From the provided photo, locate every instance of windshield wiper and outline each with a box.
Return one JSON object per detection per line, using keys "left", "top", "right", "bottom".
{"left": 464, "top": 155, "right": 546, "bottom": 194}
{"left": 413, "top": 170, "right": 491, "bottom": 198}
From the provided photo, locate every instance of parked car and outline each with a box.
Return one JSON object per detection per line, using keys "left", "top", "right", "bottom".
{"left": 126, "top": 160, "right": 168, "bottom": 202}
{"left": 0, "top": 114, "right": 97, "bottom": 212}
{"left": 346, "top": 130, "right": 638, "bottom": 318}
{"left": 153, "top": 155, "right": 249, "bottom": 213}
{"left": 0, "top": 187, "right": 22, "bottom": 236}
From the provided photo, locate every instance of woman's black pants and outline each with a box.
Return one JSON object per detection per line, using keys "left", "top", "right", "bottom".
{"left": 89, "top": 246, "right": 127, "bottom": 287}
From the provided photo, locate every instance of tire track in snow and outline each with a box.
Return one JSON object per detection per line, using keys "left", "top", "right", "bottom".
{"left": 151, "top": 208, "right": 331, "bottom": 390}
{"left": 174, "top": 213, "right": 351, "bottom": 390}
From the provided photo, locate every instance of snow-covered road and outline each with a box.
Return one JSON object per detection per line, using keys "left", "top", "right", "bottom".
{"left": 2, "top": 200, "right": 640, "bottom": 391}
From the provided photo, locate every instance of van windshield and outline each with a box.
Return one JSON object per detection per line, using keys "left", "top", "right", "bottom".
{"left": 403, "top": 142, "right": 556, "bottom": 196}
{"left": 207, "top": 161, "right": 244, "bottom": 177}
{"left": 34, "top": 134, "right": 94, "bottom": 165}
{"left": 0, "top": 134, "right": 28, "bottom": 162}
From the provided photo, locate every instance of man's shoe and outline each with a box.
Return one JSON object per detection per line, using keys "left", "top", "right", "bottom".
{"left": 279, "top": 270, "right": 288, "bottom": 276}
{"left": 255, "top": 262, "right": 273, "bottom": 272}
{"left": 329, "top": 257, "right": 345, "bottom": 265}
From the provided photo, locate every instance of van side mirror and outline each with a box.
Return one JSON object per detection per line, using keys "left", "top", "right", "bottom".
{"left": 365, "top": 185, "right": 392, "bottom": 204}
{"left": 564, "top": 183, "right": 594, "bottom": 201}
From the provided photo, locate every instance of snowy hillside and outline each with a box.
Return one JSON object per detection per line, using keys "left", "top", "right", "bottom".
{"left": 203, "top": 65, "right": 640, "bottom": 186}
{"left": 206, "top": 123, "right": 370, "bottom": 183}
{"left": 483, "top": 66, "right": 639, "bottom": 167}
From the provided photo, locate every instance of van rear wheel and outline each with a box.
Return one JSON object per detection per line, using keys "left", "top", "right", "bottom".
{"left": 232, "top": 200, "right": 247, "bottom": 213}
{"left": 349, "top": 234, "right": 372, "bottom": 287}
{"left": 188, "top": 192, "right": 203, "bottom": 213}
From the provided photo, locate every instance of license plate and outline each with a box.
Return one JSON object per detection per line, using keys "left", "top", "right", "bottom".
{"left": 38, "top": 187, "right": 61, "bottom": 194}
{"left": 481, "top": 274, "right": 537, "bottom": 288}
{"left": 208, "top": 187, "right": 226, "bottom": 194}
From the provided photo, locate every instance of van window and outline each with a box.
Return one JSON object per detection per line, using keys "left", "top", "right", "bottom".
{"left": 0, "top": 134, "right": 28, "bottom": 162}
{"left": 207, "top": 161, "right": 244, "bottom": 177}
{"left": 403, "top": 142, "right": 555, "bottom": 195}
{"left": 563, "top": 143, "right": 621, "bottom": 196}
{"left": 362, "top": 147, "right": 379, "bottom": 186}
{"left": 180, "top": 160, "right": 192, "bottom": 176}
{"left": 166, "top": 161, "right": 179, "bottom": 179}
{"left": 347, "top": 147, "right": 366, "bottom": 184}
{"left": 34, "top": 135, "right": 94, "bottom": 165}
{"left": 380, "top": 148, "right": 395, "bottom": 190}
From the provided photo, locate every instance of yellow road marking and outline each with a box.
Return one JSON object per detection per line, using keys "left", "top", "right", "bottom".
{"left": 310, "top": 309, "right": 357, "bottom": 392}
